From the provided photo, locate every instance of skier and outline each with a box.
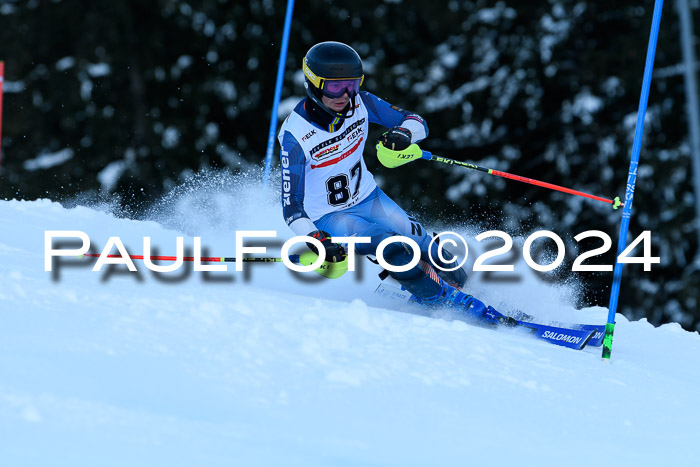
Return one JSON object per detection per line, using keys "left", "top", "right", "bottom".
{"left": 277, "top": 41, "right": 515, "bottom": 326}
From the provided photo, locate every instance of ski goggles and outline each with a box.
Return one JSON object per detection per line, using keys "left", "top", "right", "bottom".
{"left": 319, "top": 78, "right": 363, "bottom": 98}
{"left": 303, "top": 59, "right": 364, "bottom": 98}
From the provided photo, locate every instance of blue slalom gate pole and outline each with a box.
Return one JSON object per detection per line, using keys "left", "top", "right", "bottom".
{"left": 602, "top": 0, "right": 665, "bottom": 360}
{"left": 262, "top": 0, "right": 295, "bottom": 187}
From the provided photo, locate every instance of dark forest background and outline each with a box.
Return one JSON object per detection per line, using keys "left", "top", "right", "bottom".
{"left": 1, "top": 0, "right": 699, "bottom": 331}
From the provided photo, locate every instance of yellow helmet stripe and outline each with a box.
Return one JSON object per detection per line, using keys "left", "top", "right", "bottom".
{"left": 302, "top": 57, "right": 323, "bottom": 88}
{"left": 303, "top": 57, "right": 364, "bottom": 89}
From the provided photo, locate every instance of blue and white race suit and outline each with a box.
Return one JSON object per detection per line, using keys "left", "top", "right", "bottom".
{"left": 277, "top": 91, "right": 431, "bottom": 256}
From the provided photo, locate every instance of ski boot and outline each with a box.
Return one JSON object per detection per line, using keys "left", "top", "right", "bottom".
{"left": 411, "top": 281, "right": 518, "bottom": 327}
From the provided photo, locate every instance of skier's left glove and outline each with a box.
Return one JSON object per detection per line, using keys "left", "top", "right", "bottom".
{"left": 306, "top": 230, "right": 346, "bottom": 263}
{"left": 376, "top": 127, "right": 423, "bottom": 169}
{"left": 380, "top": 126, "right": 412, "bottom": 151}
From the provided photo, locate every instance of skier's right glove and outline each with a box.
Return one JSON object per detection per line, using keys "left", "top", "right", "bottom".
{"left": 306, "top": 230, "right": 346, "bottom": 263}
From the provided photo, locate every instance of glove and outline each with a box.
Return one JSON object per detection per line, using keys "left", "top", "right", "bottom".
{"left": 376, "top": 135, "right": 423, "bottom": 169}
{"left": 306, "top": 230, "right": 346, "bottom": 263}
{"left": 380, "top": 127, "right": 412, "bottom": 151}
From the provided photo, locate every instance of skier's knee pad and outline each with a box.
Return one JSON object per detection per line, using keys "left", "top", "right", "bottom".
{"left": 382, "top": 241, "right": 424, "bottom": 282}
{"left": 379, "top": 237, "right": 448, "bottom": 300}
{"left": 429, "top": 243, "right": 468, "bottom": 289}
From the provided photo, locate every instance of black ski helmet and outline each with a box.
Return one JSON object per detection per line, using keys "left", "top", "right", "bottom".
{"left": 303, "top": 41, "right": 364, "bottom": 119}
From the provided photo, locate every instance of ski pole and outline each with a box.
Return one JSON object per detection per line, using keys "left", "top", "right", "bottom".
{"left": 80, "top": 252, "right": 348, "bottom": 279}
{"left": 376, "top": 142, "right": 622, "bottom": 209}
{"left": 82, "top": 253, "right": 293, "bottom": 263}
{"left": 421, "top": 150, "right": 623, "bottom": 209}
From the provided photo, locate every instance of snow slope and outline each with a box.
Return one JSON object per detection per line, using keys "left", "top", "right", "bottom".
{"left": 1, "top": 174, "right": 699, "bottom": 467}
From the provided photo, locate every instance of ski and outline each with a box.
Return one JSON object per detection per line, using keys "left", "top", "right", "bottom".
{"left": 375, "top": 283, "right": 596, "bottom": 350}
{"left": 499, "top": 313, "right": 605, "bottom": 347}
{"left": 510, "top": 320, "right": 595, "bottom": 350}
{"left": 547, "top": 322, "right": 605, "bottom": 347}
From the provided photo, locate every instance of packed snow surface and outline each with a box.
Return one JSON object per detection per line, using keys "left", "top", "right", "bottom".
{"left": 1, "top": 174, "right": 698, "bottom": 466}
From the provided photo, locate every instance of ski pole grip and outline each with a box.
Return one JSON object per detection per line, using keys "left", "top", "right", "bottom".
{"left": 421, "top": 150, "right": 433, "bottom": 160}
